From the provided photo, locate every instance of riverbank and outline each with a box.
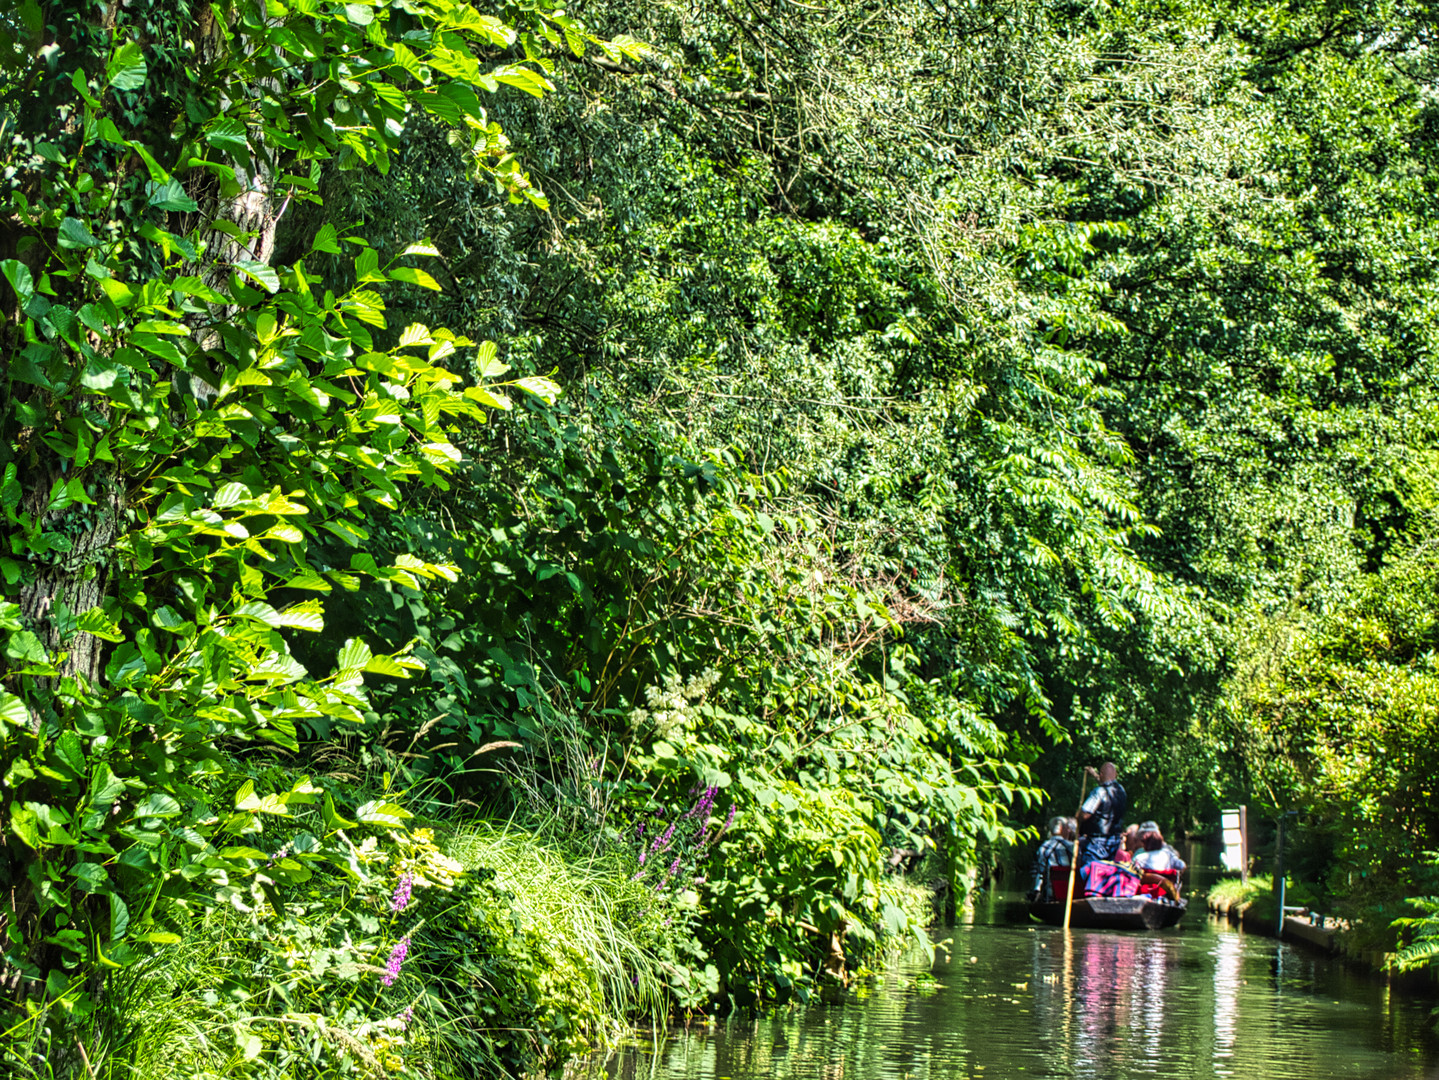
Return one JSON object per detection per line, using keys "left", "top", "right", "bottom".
{"left": 1204, "top": 882, "right": 1439, "bottom": 992}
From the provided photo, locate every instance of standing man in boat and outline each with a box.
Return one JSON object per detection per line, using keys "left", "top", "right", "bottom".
{"left": 1076, "top": 761, "right": 1127, "bottom": 865}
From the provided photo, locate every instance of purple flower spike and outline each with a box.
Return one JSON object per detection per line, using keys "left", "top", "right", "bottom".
{"left": 390, "top": 871, "right": 415, "bottom": 913}
{"left": 381, "top": 937, "right": 410, "bottom": 986}
{"left": 397, "top": 1005, "right": 415, "bottom": 1028}
{"left": 650, "top": 821, "right": 676, "bottom": 854}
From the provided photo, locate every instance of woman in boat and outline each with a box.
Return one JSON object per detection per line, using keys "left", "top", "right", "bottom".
{"left": 1132, "top": 822, "right": 1185, "bottom": 901}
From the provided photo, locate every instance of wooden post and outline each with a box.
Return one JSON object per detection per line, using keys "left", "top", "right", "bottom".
{"left": 1062, "top": 772, "right": 1089, "bottom": 932}
{"left": 1239, "top": 805, "right": 1249, "bottom": 886}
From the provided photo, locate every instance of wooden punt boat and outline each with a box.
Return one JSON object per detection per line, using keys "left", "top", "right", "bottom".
{"left": 1027, "top": 895, "right": 1187, "bottom": 930}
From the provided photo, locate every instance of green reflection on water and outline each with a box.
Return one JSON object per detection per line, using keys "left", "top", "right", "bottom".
{"left": 570, "top": 893, "right": 1439, "bottom": 1080}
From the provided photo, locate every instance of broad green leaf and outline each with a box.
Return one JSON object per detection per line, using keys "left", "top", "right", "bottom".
{"left": 362, "top": 654, "right": 412, "bottom": 677}
{"left": 389, "top": 266, "right": 441, "bottom": 291}
{"left": 107, "top": 41, "right": 147, "bottom": 90}
{"left": 58, "top": 218, "right": 101, "bottom": 250}
{"left": 322, "top": 793, "right": 356, "bottom": 830}
{"left": 465, "top": 386, "right": 511, "bottom": 410}
{"left": 147, "top": 179, "right": 198, "bottom": 212}
{"left": 335, "top": 638, "right": 372, "bottom": 670}
{"left": 77, "top": 608, "right": 124, "bottom": 642}
{"left": 1, "top": 260, "right": 35, "bottom": 305}
{"left": 205, "top": 118, "right": 249, "bottom": 157}
{"left": 10, "top": 805, "right": 40, "bottom": 849}
{"left": 234, "top": 779, "right": 258, "bottom": 810}
{"left": 53, "top": 732, "right": 84, "bottom": 776}
{"left": 133, "top": 793, "right": 181, "bottom": 818}
{"left": 311, "top": 223, "right": 341, "bottom": 254}
{"left": 0, "top": 691, "right": 29, "bottom": 730}
{"left": 233, "top": 260, "right": 280, "bottom": 293}
{"left": 88, "top": 764, "right": 126, "bottom": 807}
{"left": 475, "top": 340, "right": 507, "bottom": 378}
{"left": 72, "top": 862, "right": 109, "bottom": 893}
{"left": 512, "top": 375, "right": 560, "bottom": 404}
{"left": 213, "top": 483, "right": 253, "bottom": 509}
{"left": 355, "top": 800, "right": 413, "bottom": 828}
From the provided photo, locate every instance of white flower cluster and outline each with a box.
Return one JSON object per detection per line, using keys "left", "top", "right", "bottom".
{"left": 629, "top": 668, "right": 720, "bottom": 736}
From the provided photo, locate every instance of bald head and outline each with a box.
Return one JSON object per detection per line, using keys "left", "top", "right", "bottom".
{"left": 1099, "top": 762, "right": 1118, "bottom": 783}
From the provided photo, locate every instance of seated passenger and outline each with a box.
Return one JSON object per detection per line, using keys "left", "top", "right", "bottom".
{"left": 1028, "top": 816, "right": 1075, "bottom": 902}
{"left": 1131, "top": 822, "right": 1186, "bottom": 873}
{"left": 1114, "top": 824, "right": 1141, "bottom": 864}
{"left": 1132, "top": 821, "right": 1185, "bottom": 901}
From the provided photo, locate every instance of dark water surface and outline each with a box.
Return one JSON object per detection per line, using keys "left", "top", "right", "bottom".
{"left": 573, "top": 895, "right": 1439, "bottom": 1080}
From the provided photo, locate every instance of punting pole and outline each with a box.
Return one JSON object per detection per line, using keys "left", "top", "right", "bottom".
{"left": 1062, "top": 770, "right": 1089, "bottom": 932}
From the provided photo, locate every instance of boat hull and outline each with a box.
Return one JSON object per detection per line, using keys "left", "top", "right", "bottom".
{"left": 1028, "top": 896, "right": 1187, "bottom": 930}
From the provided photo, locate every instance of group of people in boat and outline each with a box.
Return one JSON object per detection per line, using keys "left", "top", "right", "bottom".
{"left": 1026, "top": 761, "right": 1187, "bottom": 905}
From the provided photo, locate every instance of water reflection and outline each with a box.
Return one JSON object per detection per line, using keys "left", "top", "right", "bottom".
{"left": 1213, "top": 926, "right": 1244, "bottom": 1073}
{"left": 571, "top": 900, "right": 1439, "bottom": 1080}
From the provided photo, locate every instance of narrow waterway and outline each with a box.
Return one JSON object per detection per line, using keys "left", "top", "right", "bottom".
{"left": 573, "top": 893, "right": 1439, "bottom": 1080}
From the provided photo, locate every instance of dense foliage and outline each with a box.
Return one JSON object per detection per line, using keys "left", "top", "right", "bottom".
{"left": 4, "top": 0, "right": 1439, "bottom": 1073}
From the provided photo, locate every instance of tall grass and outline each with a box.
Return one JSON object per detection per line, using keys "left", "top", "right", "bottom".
{"left": 446, "top": 821, "right": 671, "bottom": 1028}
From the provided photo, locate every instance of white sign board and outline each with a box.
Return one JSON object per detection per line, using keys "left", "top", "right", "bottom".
{"left": 1219, "top": 807, "right": 1247, "bottom": 877}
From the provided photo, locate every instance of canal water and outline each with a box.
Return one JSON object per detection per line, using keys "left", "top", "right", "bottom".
{"left": 572, "top": 892, "right": 1439, "bottom": 1080}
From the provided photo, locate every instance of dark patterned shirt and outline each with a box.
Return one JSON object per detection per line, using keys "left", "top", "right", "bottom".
{"left": 1079, "top": 781, "right": 1127, "bottom": 837}
{"left": 1030, "top": 835, "right": 1073, "bottom": 900}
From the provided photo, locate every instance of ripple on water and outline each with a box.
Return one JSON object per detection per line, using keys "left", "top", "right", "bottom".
{"left": 570, "top": 899, "right": 1439, "bottom": 1080}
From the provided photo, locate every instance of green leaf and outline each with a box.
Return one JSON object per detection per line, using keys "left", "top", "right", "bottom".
{"left": 512, "top": 375, "right": 560, "bottom": 404}
{"left": 335, "top": 638, "right": 372, "bottom": 670}
{"left": 234, "top": 779, "right": 258, "bottom": 810}
{"left": 322, "top": 794, "right": 356, "bottom": 830}
{"left": 77, "top": 608, "right": 124, "bottom": 642}
{"left": 389, "top": 266, "right": 442, "bottom": 291}
{"left": 107, "top": 41, "right": 147, "bottom": 91}
{"left": 0, "top": 692, "right": 28, "bottom": 731}
{"left": 10, "top": 805, "right": 39, "bottom": 849}
{"left": 232, "top": 260, "right": 280, "bottom": 293}
{"left": 72, "top": 862, "right": 109, "bottom": 893}
{"left": 354, "top": 800, "right": 413, "bottom": 828}
{"left": 133, "top": 793, "right": 181, "bottom": 818}
{"left": 1, "top": 260, "right": 35, "bottom": 305}
{"left": 147, "top": 179, "right": 199, "bottom": 212}
{"left": 110, "top": 893, "right": 130, "bottom": 940}
{"left": 53, "top": 732, "right": 85, "bottom": 777}
{"left": 205, "top": 118, "right": 249, "bottom": 157}
{"left": 58, "top": 218, "right": 101, "bottom": 250}
{"left": 361, "top": 654, "right": 412, "bottom": 678}
{"left": 475, "top": 340, "right": 507, "bottom": 378}
{"left": 311, "top": 223, "right": 342, "bottom": 254}
{"left": 89, "top": 764, "right": 127, "bottom": 808}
